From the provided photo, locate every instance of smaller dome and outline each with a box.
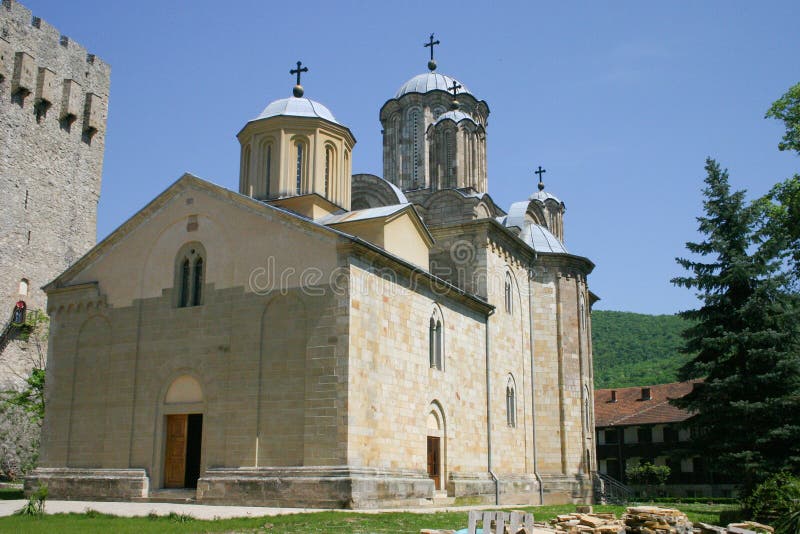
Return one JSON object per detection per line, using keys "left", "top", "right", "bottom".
{"left": 395, "top": 72, "right": 471, "bottom": 98}
{"left": 529, "top": 189, "right": 562, "bottom": 204}
{"left": 520, "top": 224, "right": 568, "bottom": 254}
{"left": 254, "top": 97, "right": 338, "bottom": 124}
{"left": 434, "top": 110, "right": 477, "bottom": 126}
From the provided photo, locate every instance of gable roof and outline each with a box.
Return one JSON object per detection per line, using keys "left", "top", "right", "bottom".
{"left": 44, "top": 173, "right": 492, "bottom": 313}
{"left": 594, "top": 380, "right": 700, "bottom": 427}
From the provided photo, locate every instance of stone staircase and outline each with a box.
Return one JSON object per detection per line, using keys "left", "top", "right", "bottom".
{"left": 430, "top": 490, "right": 455, "bottom": 506}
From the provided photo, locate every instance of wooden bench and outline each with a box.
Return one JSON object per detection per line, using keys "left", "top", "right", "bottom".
{"left": 467, "top": 510, "right": 534, "bottom": 534}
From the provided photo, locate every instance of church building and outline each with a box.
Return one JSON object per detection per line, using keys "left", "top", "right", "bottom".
{"left": 28, "top": 40, "right": 598, "bottom": 508}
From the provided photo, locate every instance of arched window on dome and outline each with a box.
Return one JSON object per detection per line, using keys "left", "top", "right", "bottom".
{"left": 445, "top": 129, "right": 456, "bottom": 188}
{"left": 324, "top": 144, "right": 337, "bottom": 198}
{"left": 292, "top": 137, "right": 309, "bottom": 195}
{"left": 506, "top": 375, "right": 517, "bottom": 427}
{"left": 264, "top": 143, "right": 272, "bottom": 193}
{"left": 295, "top": 142, "right": 304, "bottom": 194}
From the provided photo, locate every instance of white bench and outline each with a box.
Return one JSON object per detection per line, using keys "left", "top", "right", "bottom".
{"left": 467, "top": 510, "right": 534, "bottom": 534}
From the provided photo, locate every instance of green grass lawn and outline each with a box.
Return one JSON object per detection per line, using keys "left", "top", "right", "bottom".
{"left": 0, "top": 503, "right": 744, "bottom": 533}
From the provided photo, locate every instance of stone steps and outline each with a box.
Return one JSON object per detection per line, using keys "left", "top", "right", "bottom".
{"left": 135, "top": 489, "right": 197, "bottom": 504}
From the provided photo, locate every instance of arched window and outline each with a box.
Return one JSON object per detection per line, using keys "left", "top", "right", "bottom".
{"left": 295, "top": 141, "right": 304, "bottom": 194}
{"left": 179, "top": 258, "right": 191, "bottom": 307}
{"left": 506, "top": 375, "right": 517, "bottom": 427}
{"left": 18, "top": 278, "right": 29, "bottom": 296}
{"left": 412, "top": 109, "right": 419, "bottom": 188}
{"left": 192, "top": 257, "right": 204, "bottom": 306}
{"left": 504, "top": 272, "right": 513, "bottom": 314}
{"left": 324, "top": 144, "right": 336, "bottom": 198}
{"left": 176, "top": 244, "right": 206, "bottom": 308}
{"left": 429, "top": 308, "right": 443, "bottom": 370}
{"left": 265, "top": 143, "right": 272, "bottom": 189}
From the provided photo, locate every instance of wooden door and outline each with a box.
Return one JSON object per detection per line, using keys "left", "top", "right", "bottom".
{"left": 165, "top": 414, "right": 188, "bottom": 488}
{"left": 427, "top": 436, "right": 440, "bottom": 490}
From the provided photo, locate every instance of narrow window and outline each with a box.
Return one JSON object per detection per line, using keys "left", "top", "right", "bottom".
{"left": 435, "top": 320, "right": 442, "bottom": 370}
{"left": 504, "top": 272, "right": 513, "bottom": 314}
{"left": 324, "top": 146, "right": 331, "bottom": 197}
{"left": 265, "top": 144, "right": 272, "bottom": 186}
{"left": 24, "top": 190, "right": 29, "bottom": 209}
{"left": 192, "top": 257, "right": 204, "bottom": 306}
{"left": 19, "top": 278, "right": 29, "bottom": 296}
{"left": 412, "top": 111, "right": 419, "bottom": 188}
{"left": 295, "top": 142, "right": 303, "bottom": 194}
{"left": 506, "top": 378, "right": 517, "bottom": 427}
{"left": 180, "top": 258, "right": 191, "bottom": 307}
{"left": 429, "top": 310, "right": 444, "bottom": 370}
{"left": 429, "top": 318, "right": 436, "bottom": 368}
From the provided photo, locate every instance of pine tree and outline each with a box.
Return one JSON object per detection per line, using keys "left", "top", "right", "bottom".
{"left": 671, "top": 158, "right": 800, "bottom": 490}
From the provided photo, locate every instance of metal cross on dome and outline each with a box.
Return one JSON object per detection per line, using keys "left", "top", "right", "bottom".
{"left": 535, "top": 166, "right": 547, "bottom": 190}
{"left": 290, "top": 61, "right": 308, "bottom": 86}
{"left": 424, "top": 33, "right": 440, "bottom": 61}
{"left": 449, "top": 79, "right": 461, "bottom": 97}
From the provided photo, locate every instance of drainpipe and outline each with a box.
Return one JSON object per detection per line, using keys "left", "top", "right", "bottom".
{"left": 485, "top": 308, "right": 498, "bottom": 505}
{"left": 528, "top": 259, "right": 544, "bottom": 505}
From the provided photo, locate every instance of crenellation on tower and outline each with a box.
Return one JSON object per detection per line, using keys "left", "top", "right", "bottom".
{"left": 0, "top": 0, "right": 110, "bottom": 387}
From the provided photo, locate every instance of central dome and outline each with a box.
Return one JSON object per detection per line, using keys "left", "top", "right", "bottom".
{"left": 395, "top": 72, "right": 471, "bottom": 98}
{"left": 254, "top": 96, "right": 338, "bottom": 124}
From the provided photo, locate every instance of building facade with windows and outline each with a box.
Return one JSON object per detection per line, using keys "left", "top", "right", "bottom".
{"left": 594, "top": 381, "right": 734, "bottom": 498}
{"left": 29, "top": 46, "right": 597, "bottom": 508}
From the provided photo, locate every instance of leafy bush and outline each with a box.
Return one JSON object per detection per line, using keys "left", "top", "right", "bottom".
{"left": 746, "top": 472, "right": 800, "bottom": 523}
{"left": 627, "top": 462, "right": 671, "bottom": 486}
{"left": 777, "top": 510, "right": 800, "bottom": 534}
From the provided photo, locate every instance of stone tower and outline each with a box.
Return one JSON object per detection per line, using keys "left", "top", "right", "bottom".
{"left": 379, "top": 51, "right": 488, "bottom": 195}
{"left": 0, "top": 0, "right": 110, "bottom": 386}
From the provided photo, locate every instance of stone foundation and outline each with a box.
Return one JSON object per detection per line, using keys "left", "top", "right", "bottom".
{"left": 25, "top": 468, "right": 149, "bottom": 501}
{"left": 196, "top": 466, "right": 435, "bottom": 508}
{"left": 539, "top": 473, "right": 594, "bottom": 504}
{"left": 449, "top": 472, "right": 541, "bottom": 506}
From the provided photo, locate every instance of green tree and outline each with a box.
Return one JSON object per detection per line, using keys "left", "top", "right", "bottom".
{"left": 626, "top": 462, "right": 671, "bottom": 499}
{"left": 763, "top": 82, "right": 800, "bottom": 283}
{"left": 766, "top": 82, "right": 800, "bottom": 154}
{"left": 671, "top": 158, "right": 800, "bottom": 491}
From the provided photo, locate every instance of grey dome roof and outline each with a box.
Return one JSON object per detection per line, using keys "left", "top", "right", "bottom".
{"left": 520, "top": 224, "right": 568, "bottom": 254}
{"left": 395, "top": 72, "right": 471, "bottom": 98}
{"left": 529, "top": 189, "right": 562, "bottom": 204}
{"left": 504, "top": 200, "right": 568, "bottom": 254}
{"left": 254, "top": 96, "right": 338, "bottom": 124}
{"left": 434, "top": 110, "right": 477, "bottom": 126}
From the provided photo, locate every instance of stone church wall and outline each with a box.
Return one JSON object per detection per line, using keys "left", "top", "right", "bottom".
{"left": 347, "top": 261, "right": 488, "bottom": 484}
{"left": 0, "top": 0, "right": 109, "bottom": 386}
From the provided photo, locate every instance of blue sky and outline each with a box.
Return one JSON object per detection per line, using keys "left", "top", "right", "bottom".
{"left": 22, "top": 0, "right": 800, "bottom": 314}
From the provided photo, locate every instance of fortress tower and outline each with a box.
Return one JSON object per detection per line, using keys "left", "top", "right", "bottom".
{"left": 0, "top": 0, "right": 110, "bottom": 385}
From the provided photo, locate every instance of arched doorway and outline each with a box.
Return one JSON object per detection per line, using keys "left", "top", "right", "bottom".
{"left": 426, "top": 403, "right": 445, "bottom": 491}
{"left": 163, "top": 375, "right": 204, "bottom": 489}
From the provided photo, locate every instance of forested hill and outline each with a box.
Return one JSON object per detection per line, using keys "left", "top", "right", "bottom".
{"left": 591, "top": 310, "right": 693, "bottom": 389}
